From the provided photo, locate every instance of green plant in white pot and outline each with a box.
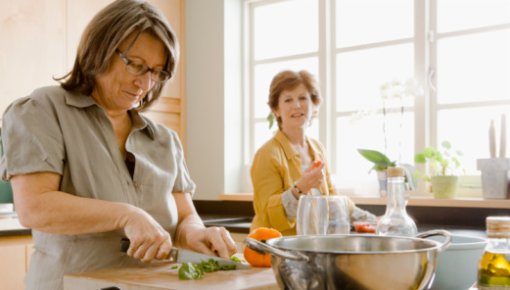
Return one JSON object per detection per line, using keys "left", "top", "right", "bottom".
{"left": 358, "top": 149, "right": 416, "bottom": 194}
{"left": 358, "top": 149, "right": 396, "bottom": 194}
{"left": 414, "top": 141, "right": 463, "bottom": 198}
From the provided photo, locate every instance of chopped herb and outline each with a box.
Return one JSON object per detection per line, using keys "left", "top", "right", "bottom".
{"left": 170, "top": 265, "right": 179, "bottom": 270}
{"left": 175, "top": 258, "right": 238, "bottom": 280}
{"left": 230, "top": 256, "right": 243, "bottom": 263}
{"left": 178, "top": 262, "right": 204, "bottom": 280}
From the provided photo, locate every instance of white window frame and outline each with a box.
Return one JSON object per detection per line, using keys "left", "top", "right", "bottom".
{"left": 243, "top": 0, "right": 510, "bottom": 194}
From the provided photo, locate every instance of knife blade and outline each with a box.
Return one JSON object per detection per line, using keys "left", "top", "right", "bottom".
{"left": 120, "top": 238, "right": 250, "bottom": 269}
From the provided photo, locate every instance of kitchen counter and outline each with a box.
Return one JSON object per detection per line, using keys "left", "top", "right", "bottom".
{"left": 0, "top": 215, "right": 31, "bottom": 236}
{"left": 64, "top": 263, "right": 278, "bottom": 290}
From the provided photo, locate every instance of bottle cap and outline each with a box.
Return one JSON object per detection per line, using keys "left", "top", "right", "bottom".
{"left": 486, "top": 216, "right": 510, "bottom": 238}
{"left": 387, "top": 167, "right": 405, "bottom": 177}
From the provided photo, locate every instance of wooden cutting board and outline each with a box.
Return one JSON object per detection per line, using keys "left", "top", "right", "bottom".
{"left": 63, "top": 263, "right": 279, "bottom": 290}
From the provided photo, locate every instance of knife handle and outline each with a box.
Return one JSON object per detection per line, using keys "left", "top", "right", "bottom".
{"left": 120, "top": 238, "right": 130, "bottom": 253}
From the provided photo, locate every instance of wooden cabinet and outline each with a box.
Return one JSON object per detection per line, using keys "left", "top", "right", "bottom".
{"left": 0, "top": 235, "right": 33, "bottom": 290}
{"left": 0, "top": 0, "right": 186, "bottom": 144}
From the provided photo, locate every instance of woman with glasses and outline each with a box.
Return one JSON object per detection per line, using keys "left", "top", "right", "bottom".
{"left": 0, "top": 1, "right": 236, "bottom": 289}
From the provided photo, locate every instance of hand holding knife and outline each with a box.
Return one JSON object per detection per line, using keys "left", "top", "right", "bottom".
{"left": 120, "top": 238, "right": 250, "bottom": 269}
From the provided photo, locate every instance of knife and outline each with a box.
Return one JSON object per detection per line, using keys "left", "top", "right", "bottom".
{"left": 120, "top": 238, "right": 250, "bottom": 269}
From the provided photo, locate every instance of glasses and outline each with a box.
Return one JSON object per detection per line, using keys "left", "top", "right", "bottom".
{"left": 116, "top": 49, "right": 171, "bottom": 82}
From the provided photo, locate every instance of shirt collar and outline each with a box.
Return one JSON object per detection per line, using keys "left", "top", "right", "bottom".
{"left": 274, "top": 130, "right": 297, "bottom": 160}
{"left": 64, "top": 92, "right": 155, "bottom": 140}
{"left": 130, "top": 110, "right": 156, "bottom": 140}
{"left": 274, "top": 130, "right": 320, "bottom": 161}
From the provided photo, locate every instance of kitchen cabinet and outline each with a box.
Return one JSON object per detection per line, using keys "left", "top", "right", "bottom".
{"left": 0, "top": 0, "right": 186, "bottom": 145}
{"left": 0, "top": 235, "right": 33, "bottom": 290}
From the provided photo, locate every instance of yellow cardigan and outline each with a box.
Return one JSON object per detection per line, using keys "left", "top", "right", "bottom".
{"left": 250, "top": 130, "right": 348, "bottom": 236}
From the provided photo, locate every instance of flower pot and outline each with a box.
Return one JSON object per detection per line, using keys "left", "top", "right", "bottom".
{"left": 431, "top": 176, "right": 458, "bottom": 199}
{"left": 476, "top": 158, "right": 510, "bottom": 199}
{"left": 377, "top": 170, "right": 387, "bottom": 197}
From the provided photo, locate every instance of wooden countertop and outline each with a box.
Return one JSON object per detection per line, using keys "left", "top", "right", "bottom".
{"left": 64, "top": 263, "right": 279, "bottom": 290}
{"left": 218, "top": 193, "right": 510, "bottom": 209}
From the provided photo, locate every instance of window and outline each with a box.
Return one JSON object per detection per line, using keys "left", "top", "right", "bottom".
{"left": 245, "top": 0, "right": 510, "bottom": 195}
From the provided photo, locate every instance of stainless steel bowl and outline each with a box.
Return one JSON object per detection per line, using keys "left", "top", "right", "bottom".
{"left": 245, "top": 230, "right": 450, "bottom": 290}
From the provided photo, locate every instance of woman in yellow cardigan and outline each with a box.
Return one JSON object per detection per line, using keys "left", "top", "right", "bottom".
{"left": 250, "top": 70, "right": 375, "bottom": 236}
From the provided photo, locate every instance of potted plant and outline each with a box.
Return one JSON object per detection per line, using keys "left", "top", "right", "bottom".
{"left": 414, "top": 141, "right": 463, "bottom": 198}
{"left": 358, "top": 149, "right": 416, "bottom": 195}
{"left": 357, "top": 149, "right": 396, "bottom": 194}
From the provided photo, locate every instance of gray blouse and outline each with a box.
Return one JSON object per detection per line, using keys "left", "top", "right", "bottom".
{"left": 0, "top": 86, "right": 196, "bottom": 290}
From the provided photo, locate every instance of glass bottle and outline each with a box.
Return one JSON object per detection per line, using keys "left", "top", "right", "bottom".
{"left": 376, "top": 167, "right": 417, "bottom": 237}
{"left": 477, "top": 216, "right": 510, "bottom": 289}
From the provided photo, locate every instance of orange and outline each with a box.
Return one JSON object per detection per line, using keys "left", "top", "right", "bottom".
{"left": 243, "top": 227, "right": 282, "bottom": 267}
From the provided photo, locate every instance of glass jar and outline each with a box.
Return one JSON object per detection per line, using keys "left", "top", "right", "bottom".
{"left": 477, "top": 216, "right": 510, "bottom": 289}
{"left": 376, "top": 167, "right": 417, "bottom": 237}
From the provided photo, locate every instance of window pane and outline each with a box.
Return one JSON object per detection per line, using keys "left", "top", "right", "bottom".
{"left": 336, "top": 0, "right": 413, "bottom": 48}
{"left": 336, "top": 44, "right": 414, "bottom": 112}
{"left": 336, "top": 112, "right": 415, "bottom": 194}
{"left": 253, "top": 58, "right": 318, "bottom": 119}
{"left": 253, "top": 0, "right": 318, "bottom": 60}
{"left": 437, "top": 0, "right": 510, "bottom": 33}
{"left": 254, "top": 121, "right": 277, "bottom": 155}
{"left": 437, "top": 108, "right": 510, "bottom": 175}
{"left": 437, "top": 29, "right": 510, "bottom": 104}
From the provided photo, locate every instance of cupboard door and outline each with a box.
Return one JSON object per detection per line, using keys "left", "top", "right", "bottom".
{"left": 0, "top": 244, "right": 26, "bottom": 290}
{"left": 0, "top": 0, "right": 67, "bottom": 113}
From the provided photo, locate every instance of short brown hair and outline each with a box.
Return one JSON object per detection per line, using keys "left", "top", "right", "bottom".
{"left": 56, "top": 0, "right": 178, "bottom": 111}
{"left": 268, "top": 70, "right": 321, "bottom": 129}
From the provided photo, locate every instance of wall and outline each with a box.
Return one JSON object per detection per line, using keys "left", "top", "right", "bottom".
{"left": 186, "top": 0, "right": 244, "bottom": 200}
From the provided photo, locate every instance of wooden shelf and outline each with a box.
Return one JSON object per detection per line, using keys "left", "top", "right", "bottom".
{"left": 218, "top": 193, "right": 510, "bottom": 209}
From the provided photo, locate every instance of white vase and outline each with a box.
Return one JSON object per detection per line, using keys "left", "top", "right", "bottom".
{"left": 377, "top": 170, "right": 387, "bottom": 197}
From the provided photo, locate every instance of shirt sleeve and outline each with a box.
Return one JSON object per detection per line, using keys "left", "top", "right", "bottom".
{"left": 281, "top": 189, "right": 299, "bottom": 218}
{"left": 168, "top": 130, "right": 196, "bottom": 195}
{"left": 1, "top": 96, "right": 65, "bottom": 180}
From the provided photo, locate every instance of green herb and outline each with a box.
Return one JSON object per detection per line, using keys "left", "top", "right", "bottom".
{"left": 176, "top": 259, "right": 237, "bottom": 280}
{"left": 170, "top": 265, "right": 179, "bottom": 270}
{"left": 230, "top": 256, "right": 243, "bottom": 263}
{"left": 178, "top": 262, "right": 204, "bottom": 280}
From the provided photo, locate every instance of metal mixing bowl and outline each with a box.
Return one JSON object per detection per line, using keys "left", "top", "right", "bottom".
{"left": 245, "top": 230, "right": 450, "bottom": 290}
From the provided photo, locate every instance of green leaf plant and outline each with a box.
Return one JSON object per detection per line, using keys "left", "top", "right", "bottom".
{"left": 358, "top": 148, "right": 417, "bottom": 191}
{"left": 357, "top": 149, "right": 396, "bottom": 172}
{"left": 414, "top": 141, "right": 463, "bottom": 181}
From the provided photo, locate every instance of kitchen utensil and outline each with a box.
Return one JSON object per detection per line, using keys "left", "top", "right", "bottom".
{"left": 429, "top": 233, "right": 486, "bottom": 290}
{"left": 488, "top": 114, "right": 508, "bottom": 158}
{"left": 245, "top": 230, "right": 451, "bottom": 290}
{"left": 296, "top": 195, "right": 328, "bottom": 235}
{"left": 120, "top": 238, "right": 249, "bottom": 269}
{"left": 296, "top": 195, "right": 351, "bottom": 235}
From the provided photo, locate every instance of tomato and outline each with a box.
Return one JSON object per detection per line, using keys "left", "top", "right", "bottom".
{"left": 311, "top": 160, "right": 323, "bottom": 169}
{"left": 354, "top": 222, "right": 376, "bottom": 233}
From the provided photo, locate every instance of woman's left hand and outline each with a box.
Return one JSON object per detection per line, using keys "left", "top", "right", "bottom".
{"left": 184, "top": 226, "right": 238, "bottom": 259}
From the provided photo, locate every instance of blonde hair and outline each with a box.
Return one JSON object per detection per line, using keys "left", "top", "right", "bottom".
{"left": 56, "top": 0, "right": 178, "bottom": 111}
{"left": 267, "top": 70, "right": 321, "bottom": 129}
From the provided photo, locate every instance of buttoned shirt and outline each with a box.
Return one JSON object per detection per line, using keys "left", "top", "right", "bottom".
{"left": 0, "top": 86, "right": 195, "bottom": 290}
